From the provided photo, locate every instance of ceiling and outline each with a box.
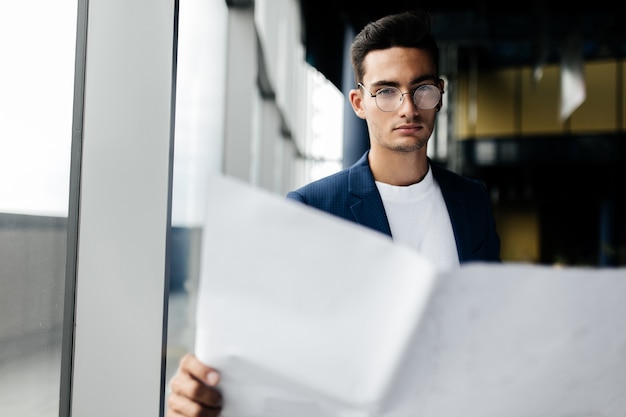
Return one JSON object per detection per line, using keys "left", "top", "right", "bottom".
{"left": 298, "top": 0, "right": 626, "bottom": 89}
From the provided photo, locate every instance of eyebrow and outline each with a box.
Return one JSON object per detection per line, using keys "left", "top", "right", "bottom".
{"left": 370, "top": 75, "right": 439, "bottom": 88}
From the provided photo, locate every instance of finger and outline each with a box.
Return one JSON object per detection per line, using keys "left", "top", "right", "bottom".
{"left": 170, "top": 368, "right": 223, "bottom": 408}
{"left": 167, "top": 392, "right": 222, "bottom": 417}
{"left": 179, "top": 354, "right": 221, "bottom": 387}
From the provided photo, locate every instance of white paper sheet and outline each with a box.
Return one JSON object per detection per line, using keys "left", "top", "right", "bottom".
{"left": 194, "top": 174, "right": 626, "bottom": 417}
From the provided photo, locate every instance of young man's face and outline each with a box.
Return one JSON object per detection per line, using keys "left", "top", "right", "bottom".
{"left": 350, "top": 47, "right": 444, "bottom": 155}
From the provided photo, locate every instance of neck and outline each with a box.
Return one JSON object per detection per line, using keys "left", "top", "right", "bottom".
{"left": 368, "top": 148, "right": 429, "bottom": 186}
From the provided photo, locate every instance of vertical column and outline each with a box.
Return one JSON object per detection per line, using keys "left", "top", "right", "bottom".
{"left": 69, "top": 0, "right": 177, "bottom": 416}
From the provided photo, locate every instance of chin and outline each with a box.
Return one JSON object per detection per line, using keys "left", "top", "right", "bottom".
{"left": 390, "top": 139, "right": 428, "bottom": 153}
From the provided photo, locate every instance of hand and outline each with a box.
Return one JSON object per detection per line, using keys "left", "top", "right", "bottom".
{"left": 167, "top": 353, "right": 223, "bottom": 417}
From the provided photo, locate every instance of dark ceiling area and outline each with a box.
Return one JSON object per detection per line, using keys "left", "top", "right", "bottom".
{"left": 299, "top": 0, "right": 626, "bottom": 89}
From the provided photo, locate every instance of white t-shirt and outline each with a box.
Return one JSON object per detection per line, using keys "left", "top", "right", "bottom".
{"left": 375, "top": 166, "right": 460, "bottom": 272}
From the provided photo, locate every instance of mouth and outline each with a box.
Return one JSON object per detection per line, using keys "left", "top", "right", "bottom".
{"left": 394, "top": 124, "right": 422, "bottom": 134}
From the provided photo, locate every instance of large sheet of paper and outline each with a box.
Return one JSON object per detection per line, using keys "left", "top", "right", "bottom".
{"left": 194, "top": 174, "right": 626, "bottom": 417}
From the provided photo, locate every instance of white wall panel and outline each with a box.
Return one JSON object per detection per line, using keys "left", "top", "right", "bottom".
{"left": 70, "top": 0, "right": 177, "bottom": 415}
{"left": 223, "top": 7, "right": 256, "bottom": 181}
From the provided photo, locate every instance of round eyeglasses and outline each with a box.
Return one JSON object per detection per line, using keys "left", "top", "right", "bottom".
{"left": 358, "top": 83, "right": 442, "bottom": 112}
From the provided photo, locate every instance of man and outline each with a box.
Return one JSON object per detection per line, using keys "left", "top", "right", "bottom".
{"left": 167, "top": 10, "right": 500, "bottom": 417}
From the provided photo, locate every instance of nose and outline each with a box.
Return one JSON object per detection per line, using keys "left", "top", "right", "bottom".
{"left": 398, "top": 91, "right": 419, "bottom": 115}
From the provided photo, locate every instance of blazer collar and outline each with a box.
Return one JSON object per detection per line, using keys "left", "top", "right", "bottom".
{"left": 346, "top": 152, "right": 472, "bottom": 260}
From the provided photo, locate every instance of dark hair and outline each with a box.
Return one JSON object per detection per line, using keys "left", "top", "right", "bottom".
{"left": 350, "top": 10, "right": 440, "bottom": 85}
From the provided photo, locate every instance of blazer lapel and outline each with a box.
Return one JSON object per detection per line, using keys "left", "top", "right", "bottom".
{"left": 347, "top": 152, "right": 392, "bottom": 237}
{"left": 431, "top": 163, "right": 472, "bottom": 262}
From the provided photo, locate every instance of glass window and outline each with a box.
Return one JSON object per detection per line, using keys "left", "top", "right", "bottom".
{"left": 165, "top": 1, "right": 344, "bottom": 396}
{"left": 0, "top": 1, "right": 77, "bottom": 415}
{"left": 165, "top": 0, "right": 229, "bottom": 387}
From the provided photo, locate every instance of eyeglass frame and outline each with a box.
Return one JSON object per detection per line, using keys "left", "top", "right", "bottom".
{"left": 357, "top": 81, "right": 444, "bottom": 112}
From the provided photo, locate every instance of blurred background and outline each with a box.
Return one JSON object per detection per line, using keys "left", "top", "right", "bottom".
{"left": 298, "top": 0, "right": 626, "bottom": 267}
{"left": 2, "top": 0, "right": 625, "bottom": 415}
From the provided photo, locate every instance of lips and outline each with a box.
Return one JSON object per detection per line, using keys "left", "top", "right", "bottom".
{"left": 394, "top": 124, "right": 422, "bottom": 133}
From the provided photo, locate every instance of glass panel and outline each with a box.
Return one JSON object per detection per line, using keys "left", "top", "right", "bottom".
{"left": 165, "top": 1, "right": 344, "bottom": 399}
{"left": 165, "top": 0, "right": 229, "bottom": 385}
{"left": 0, "top": 1, "right": 78, "bottom": 415}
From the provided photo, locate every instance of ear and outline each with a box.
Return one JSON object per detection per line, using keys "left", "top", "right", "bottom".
{"left": 437, "top": 77, "right": 445, "bottom": 93}
{"left": 349, "top": 88, "right": 367, "bottom": 120}
{"left": 436, "top": 78, "right": 445, "bottom": 112}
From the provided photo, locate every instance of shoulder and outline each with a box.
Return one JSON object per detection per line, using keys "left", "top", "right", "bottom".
{"left": 286, "top": 168, "right": 351, "bottom": 204}
{"left": 430, "top": 160, "right": 488, "bottom": 196}
{"left": 286, "top": 150, "right": 372, "bottom": 204}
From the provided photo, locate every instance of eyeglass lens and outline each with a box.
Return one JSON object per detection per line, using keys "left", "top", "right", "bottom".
{"left": 376, "top": 85, "right": 440, "bottom": 111}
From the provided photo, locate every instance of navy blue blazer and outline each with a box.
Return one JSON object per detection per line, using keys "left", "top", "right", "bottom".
{"left": 286, "top": 151, "right": 501, "bottom": 263}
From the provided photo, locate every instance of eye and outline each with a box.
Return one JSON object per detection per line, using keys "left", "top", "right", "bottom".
{"left": 376, "top": 87, "right": 398, "bottom": 97}
{"left": 416, "top": 84, "right": 436, "bottom": 93}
